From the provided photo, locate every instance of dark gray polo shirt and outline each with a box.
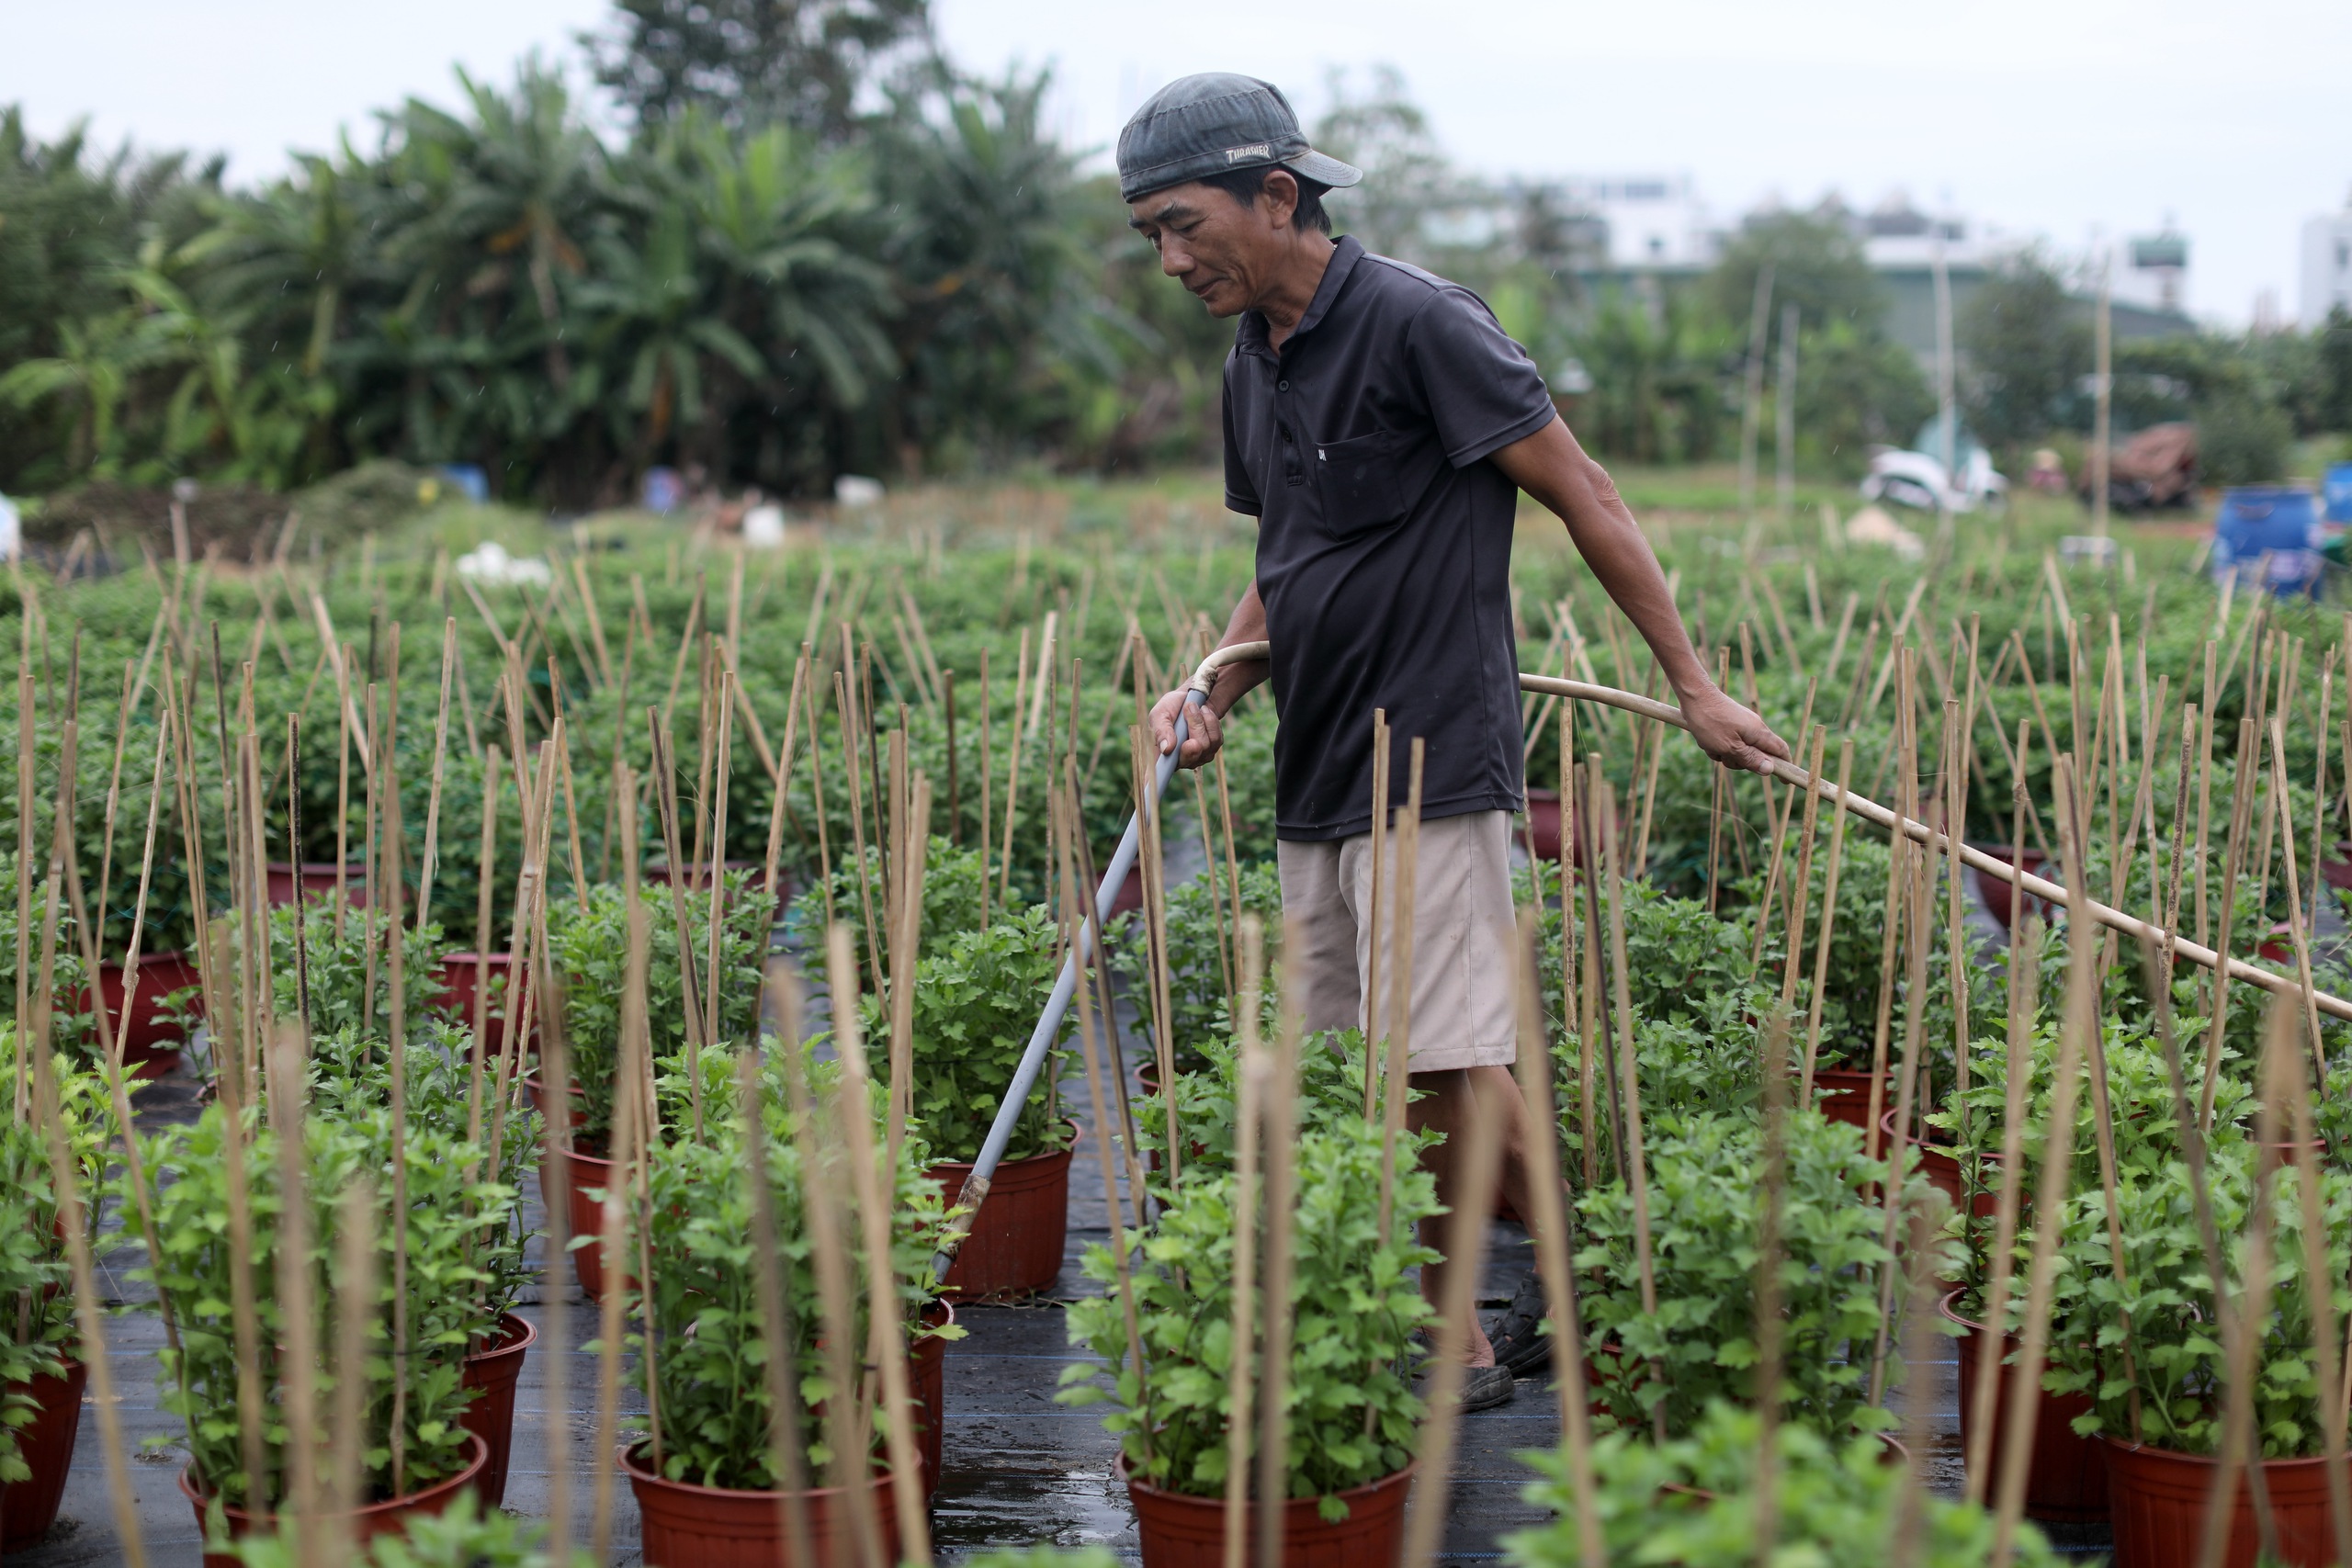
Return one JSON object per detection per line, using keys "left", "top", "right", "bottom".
{"left": 1224, "top": 235, "right": 1556, "bottom": 841}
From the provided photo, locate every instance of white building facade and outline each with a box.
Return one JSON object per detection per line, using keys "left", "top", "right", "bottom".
{"left": 2301, "top": 206, "right": 2352, "bottom": 328}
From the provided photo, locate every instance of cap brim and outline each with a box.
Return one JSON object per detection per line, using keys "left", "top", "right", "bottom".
{"left": 1285, "top": 148, "right": 1362, "bottom": 189}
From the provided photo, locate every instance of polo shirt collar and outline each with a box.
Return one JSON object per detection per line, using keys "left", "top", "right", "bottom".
{"left": 1237, "top": 234, "right": 1364, "bottom": 359}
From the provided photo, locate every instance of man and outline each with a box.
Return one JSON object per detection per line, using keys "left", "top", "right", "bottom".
{"left": 1121, "top": 73, "right": 1786, "bottom": 1409}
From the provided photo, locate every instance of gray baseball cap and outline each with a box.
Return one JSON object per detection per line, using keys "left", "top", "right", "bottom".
{"left": 1116, "top": 73, "right": 1363, "bottom": 205}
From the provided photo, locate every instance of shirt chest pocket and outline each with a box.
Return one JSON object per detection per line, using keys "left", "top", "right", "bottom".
{"left": 1313, "top": 427, "right": 1443, "bottom": 538}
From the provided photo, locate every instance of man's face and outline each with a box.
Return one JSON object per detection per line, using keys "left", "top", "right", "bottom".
{"left": 1126, "top": 177, "right": 1287, "bottom": 319}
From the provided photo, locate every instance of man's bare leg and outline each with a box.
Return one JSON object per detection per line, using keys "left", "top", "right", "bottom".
{"left": 1405, "top": 1065, "right": 1549, "bottom": 1366}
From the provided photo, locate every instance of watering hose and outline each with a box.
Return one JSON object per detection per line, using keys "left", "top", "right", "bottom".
{"left": 932, "top": 642, "right": 2352, "bottom": 1281}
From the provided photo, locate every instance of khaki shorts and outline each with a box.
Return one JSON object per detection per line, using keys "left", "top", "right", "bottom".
{"left": 1275, "top": 809, "right": 1518, "bottom": 1072}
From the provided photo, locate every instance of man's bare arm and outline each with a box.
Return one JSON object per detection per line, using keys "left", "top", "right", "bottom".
{"left": 1148, "top": 579, "right": 1269, "bottom": 767}
{"left": 1490, "top": 416, "right": 1788, "bottom": 773}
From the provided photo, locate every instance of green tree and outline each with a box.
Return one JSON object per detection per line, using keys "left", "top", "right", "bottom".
{"left": 1957, "top": 249, "right": 2091, "bottom": 454}
{"left": 588, "top": 0, "right": 933, "bottom": 141}
{"left": 1706, "top": 205, "right": 1889, "bottom": 348}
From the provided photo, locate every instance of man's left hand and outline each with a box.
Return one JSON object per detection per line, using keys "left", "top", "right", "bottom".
{"left": 1678, "top": 685, "right": 1789, "bottom": 774}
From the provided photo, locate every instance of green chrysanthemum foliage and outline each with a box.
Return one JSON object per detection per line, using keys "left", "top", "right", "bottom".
{"left": 1576, "top": 1109, "right": 1945, "bottom": 1439}
{"left": 257, "top": 899, "right": 454, "bottom": 1045}
{"left": 1107, "top": 860, "right": 1283, "bottom": 1072}
{"left": 789, "top": 835, "right": 994, "bottom": 981}
{"left": 1132, "top": 1028, "right": 1391, "bottom": 1194}
{"left": 227, "top": 1493, "right": 590, "bottom": 1567}
{"left": 1507, "top": 1400, "right": 2065, "bottom": 1568}
{"left": 2042, "top": 1134, "right": 2352, "bottom": 1458}
{"left": 549, "top": 872, "right": 773, "bottom": 1145}
{"left": 859, "top": 900, "right": 1070, "bottom": 1164}
{"left": 135, "top": 1096, "right": 526, "bottom": 1509}
{"left": 1061, "top": 1112, "right": 1438, "bottom": 1517}
{"left": 624, "top": 1045, "right": 952, "bottom": 1490}
{"left": 0, "top": 1026, "right": 107, "bottom": 1484}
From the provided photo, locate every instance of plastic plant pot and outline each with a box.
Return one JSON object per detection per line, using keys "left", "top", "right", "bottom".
{"left": 2100, "top": 1436, "right": 2343, "bottom": 1568}
{"left": 623, "top": 1441, "right": 901, "bottom": 1568}
{"left": 928, "top": 1135, "right": 1075, "bottom": 1302}
{"left": 910, "top": 1299, "right": 955, "bottom": 1495}
{"left": 1939, "top": 1290, "right": 2106, "bottom": 1523}
{"left": 82, "top": 951, "right": 202, "bottom": 1077}
{"left": 459, "top": 1311, "right": 537, "bottom": 1508}
{"left": 1119, "top": 1454, "right": 1415, "bottom": 1568}
{"left": 0, "top": 1354, "right": 87, "bottom": 1551}
{"left": 179, "top": 1431, "right": 487, "bottom": 1568}
{"left": 1813, "top": 1066, "right": 1888, "bottom": 1133}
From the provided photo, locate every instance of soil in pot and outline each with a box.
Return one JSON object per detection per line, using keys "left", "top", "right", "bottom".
{"left": 1120, "top": 1454, "right": 1415, "bottom": 1568}
{"left": 623, "top": 1442, "right": 901, "bottom": 1568}
{"left": 2101, "top": 1436, "right": 2344, "bottom": 1568}
{"left": 82, "top": 951, "right": 201, "bottom": 1078}
{"left": 0, "top": 1354, "right": 88, "bottom": 1552}
{"left": 459, "top": 1311, "right": 537, "bottom": 1508}
{"left": 179, "top": 1430, "right": 487, "bottom": 1568}
{"left": 928, "top": 1139, "right": 1074, "bottom": 1301}
{"left": 1939, "top": 1291, "right": 2106, "bottom": 1523}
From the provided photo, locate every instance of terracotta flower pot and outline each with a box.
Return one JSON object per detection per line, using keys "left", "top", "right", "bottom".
{"left": 1939, "top": 1290, "right": 2106, "bottom": 1523}
{"left": 1522, "top": 787, "right": 1582, "bottom": 867}
{"left": 1969, "top": 844, "right": 2054, "bottom": 931}
{"left": 928, "top": 1136, "right": 1075, "bottom": 1301}
{"left": 1120, "top": 1454, "right": 1415, "bottom": 1568}
{"left": 623, "top": 1441, "right": 901, "bottom": 1568}
{"left": 81, "top": 951, "right": 201, "bottom": 1077}
{"left": 2101, "top": 1436, "right": 2345, "bottom": 1568}
{"left": 1880, "top": 1112, "right": 2000, "bottom": 1219}
{"left": 459, "top": 1311, "right": 536, "bottom": 1508}
{"left": 0, "top": 1354, "right": 87, "bottom": 1552}
{"left": 179, "top": 1431, "right": 487, "bottom": 1568}
{"left": 435, "top": 952, "right": 531, "bottom": 1059}
{"left": 910, "top": 1299, "right": 954, "bottom": 1495}
{"left": 549, "top": 1144, "right": 631, "bottom": 1302}
{"left": 1813, "top": 1066, "right": 1888, "bottom": 1134}
{"left": 264, "top": 860, "right": 371, "bottom": 908}
{"left": 522, "top": 1076, "right": 589, "bottom": 1132}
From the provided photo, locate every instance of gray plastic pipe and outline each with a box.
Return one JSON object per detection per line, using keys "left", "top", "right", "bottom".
{"left": 932, "top": 641, "right": 1270, "bottom": 1280}
{"left": 933, "top": 641, "right": 2352, "bottom": 1279}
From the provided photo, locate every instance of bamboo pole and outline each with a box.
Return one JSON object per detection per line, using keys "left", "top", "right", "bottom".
{"left": 1798, "top": 739, "right": 1856, "bottom": 1106}
{"left": 1374, "top": 741, "right": 1426, "bottom": 1232}
{"left": 816, "top": 925, "right": 890, "bottom": 1568}
{"left": 1363, "top": 710, "right": 1391, "bottom": 1119}
{"left": 1989, "top": 757, "right": 2098, "bottom": 1568}
{"left": 1219, "top": 923, "right": 1268, "bottom": 1568}
{"left": 28, "top": 1040, "right": 150, "bottom": 1568}
{"left": 1396, "top": 1065, "right": 1505, "bottom": 1568}
{"left": 1253, "top": 959, "right": 1303, "bottom": 1568}
{"left": 1511, "top": 913, "right": 1603, "bottom": 1568}
{"left": 414, "top": 618, "right": 457, "bottom": 933}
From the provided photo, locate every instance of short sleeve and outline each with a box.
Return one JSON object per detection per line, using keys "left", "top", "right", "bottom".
{"left": 1405, "top": 288, "right": 1557, "bottom": 468}
{"left": 1222, "top": 367, "right": 1262, "bottom": 516}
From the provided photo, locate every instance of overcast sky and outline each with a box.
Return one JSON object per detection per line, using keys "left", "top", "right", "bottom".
{"left": 6, "top": 0, "right": 2346, "bottom": 327}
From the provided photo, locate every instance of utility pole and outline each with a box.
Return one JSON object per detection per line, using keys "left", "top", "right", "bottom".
{"left": 1775, "top": 300, "right": 1799, "bottom": 523}
{"left": 2091, "top": 242, "right": 2113, "bottom": 539}
{"left": 1738, "top": 263, "right": 1775, "bottom": 547}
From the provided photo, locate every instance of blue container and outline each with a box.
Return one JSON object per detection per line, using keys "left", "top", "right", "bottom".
{"left": 2212, "top": 486, "right": 2323, "bottom": 597}
{"left": 2324, "top": 463, "right": 2352, "bottom": 525}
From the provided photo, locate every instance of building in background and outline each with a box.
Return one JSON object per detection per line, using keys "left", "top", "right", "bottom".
{"left": 1554, "top": 175, "right": 1720, "bottom": 269}
{"left": 2301, "top": 199, "right": 2352, "bottom": 328}
{"left": 2119, "top": 225, "right": 2189, "bottom": 314}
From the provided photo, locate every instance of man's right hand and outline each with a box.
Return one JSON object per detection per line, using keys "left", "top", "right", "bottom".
{"left": 1148, "top": 688, "right": 1224, "bottom": 769}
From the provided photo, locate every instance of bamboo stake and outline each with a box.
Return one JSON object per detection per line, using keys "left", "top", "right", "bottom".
{"left": 705, "top": 671, "right": 736, "bottom": 1055}
{"left": 978, "top": 646, "right": 993, "bottom": 928}
{"left": 28, "top": 1040, "right": 150, "bottom": 1568}
{"left": 1396, "top": 1066, "right": 1505, "bottom": 1568}
{"left": 1798, "top": 739, "right": 1856, "bottom": 1105}
{"left": 2200, "top": 719, "right": 2261, "bottom": 1131}
{"left": 835, "top": 674, "right": 887, "bottom": 998}
{"left": 1963, "top": 905, "right": 2038, "bottom": 1505}
{"left": 2268, "top": 717, "right": 2330, "bottom": 1088}
{"left": 1511, "top": 913, "right": 1603, "bottom": 1568}
{"left": 817, "top": 925, "right": 889, "bottom": 1568}
{"left": 268, "top": 1027, "right": 322, "bottom": 1551}
{"left": 1989, "top": 758, "right": 2098, "bottom": 1568}
{"left": 1219, "top": 923, "right": 1268, "bottom": 1568}
{"left": 1056, "top": 785, "right": 1152, "bottom": 1450}
{"left": 1000, "top": 626, "right": 1034, "bottom": 909}
{"left": 1253, "top": 963, "right": 1303, "bottom": 1568}
{"left": 467, "top": 746, "right": 502, "bottom": 1147}
{"left": 414, "top": 618, "right": 456, "bottom": 933}
{"left": 590, "top": 894, "right": 650, "bottom": 1565}
{"left": 1363, "top": 710, "right": 1391, "bottom": 1119}
{"left": 1374, "top": 740, "right": 1426, "bottom": 1232}
{"left": 831, "top": 967, "right": 934, "bottom": 1566}
{"left": 536, "top": 917, "right": 575, "bottom": 1568}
